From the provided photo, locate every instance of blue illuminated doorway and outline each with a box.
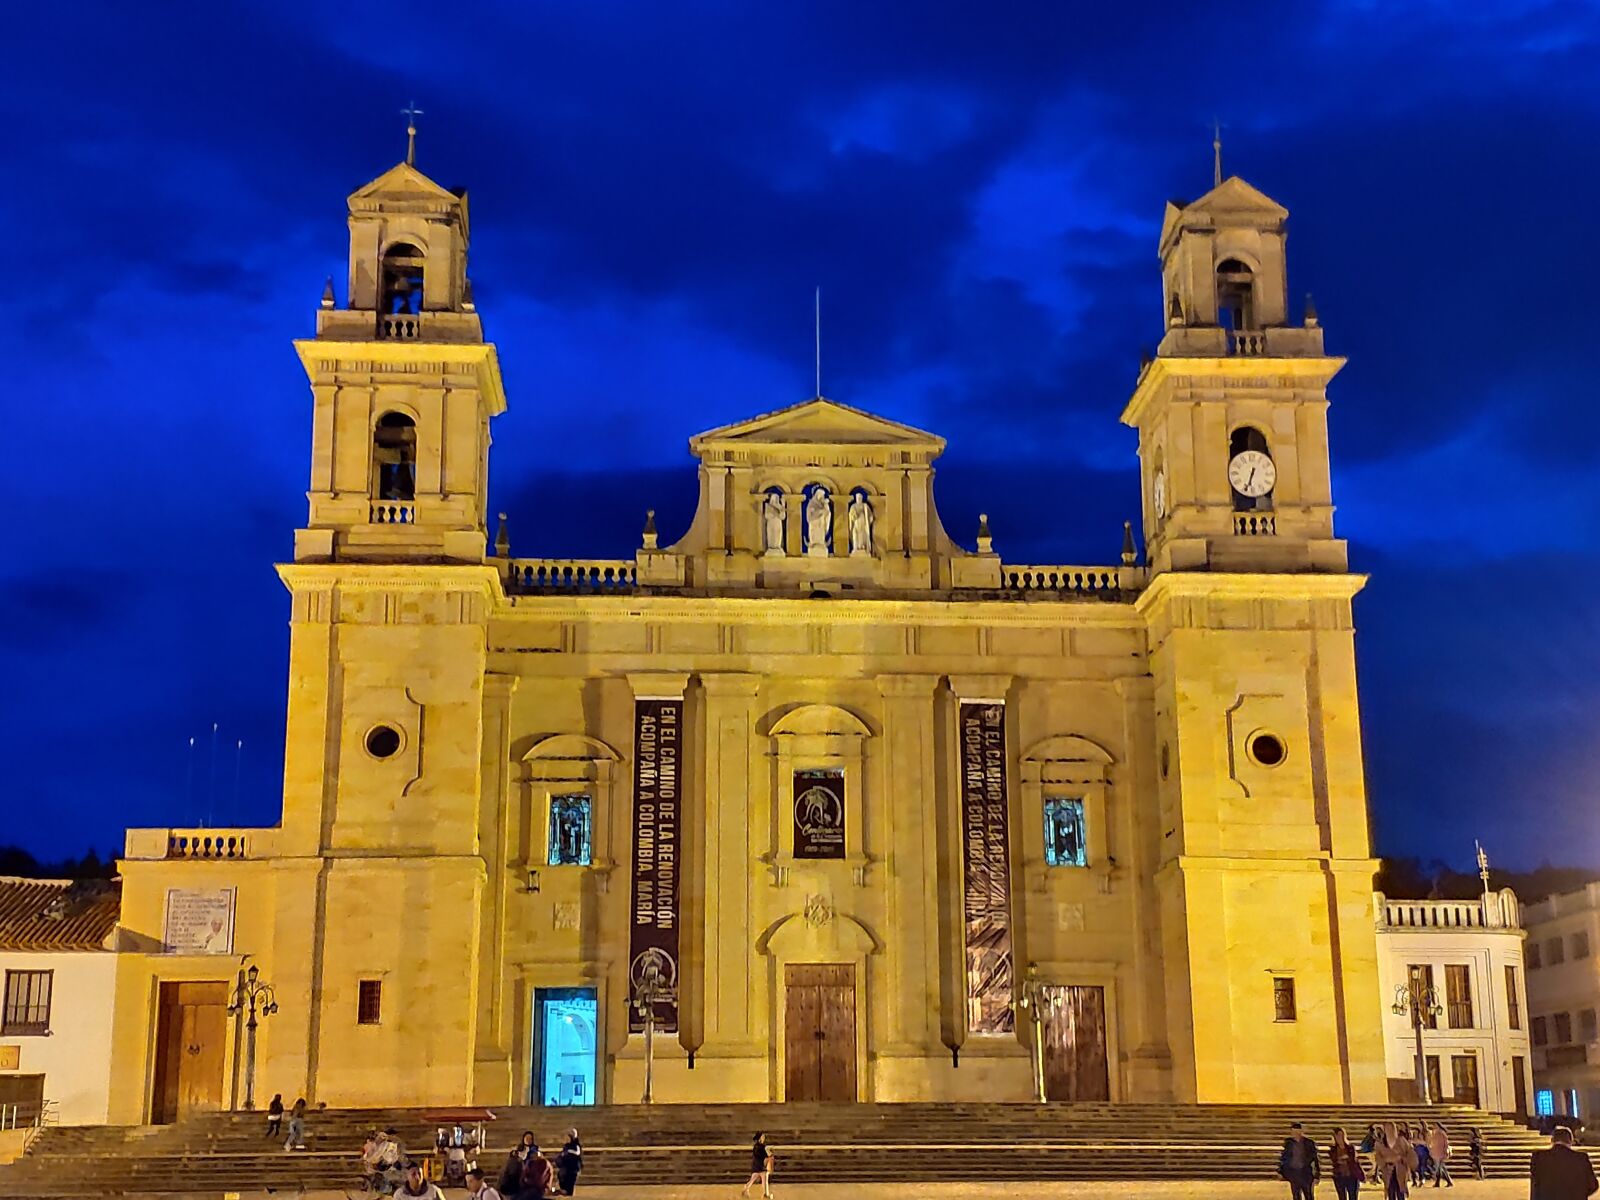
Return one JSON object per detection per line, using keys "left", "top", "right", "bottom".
{"left": 534, "top": 987, "right": 597, "bottom": 1106}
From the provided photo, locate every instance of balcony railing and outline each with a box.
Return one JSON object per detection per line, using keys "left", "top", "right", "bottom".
{"left": 1233, "top": 512, "right": 1276, "bottom": 536}
{"left": 506, "top": 558, "right": 638, "bottom": 595}
{"left": 166, "top": 831, "right": 250, "bottom": 860}
{"left": 1000, "top": 564, "right": 1136, "bottom": 598}
{"left": 1228, "top": 329, "right": 1268, "bottom": 356}
{"left": 370, "top": 501, "right": 416, "bottom": 524}
{"left": 378, "top": 313, "right": 422, "bottom": 340}
{"left": 1376, "top": 893, "right": 1521, "bottom": 931}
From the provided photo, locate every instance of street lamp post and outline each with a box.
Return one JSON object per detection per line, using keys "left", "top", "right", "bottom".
{"left": 1391, "top": 981, "right": 1444, "bottom": 1103}
{"left": 227, "top": 964, "right": 278, "bottom": 1111}
{"left": 1016, "top": 963, "right": 1049, "bottom": 1103}
{"left": 631, "top": 972, "right": 677, "bottom": 1105}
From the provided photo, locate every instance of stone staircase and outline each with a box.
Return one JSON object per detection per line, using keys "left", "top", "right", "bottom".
{"left": 0, "top": 1102, "right": 1572, "bottom": 1196}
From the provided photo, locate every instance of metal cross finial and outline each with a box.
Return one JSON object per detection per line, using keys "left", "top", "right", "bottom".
{"left": 814, "top": 286, "right": 822, "bottom": 399}
{"left": 1212, "top": 118, "right": 1224, "bottom": 188}
{"left": 1477, "top": 840, "right": 1491, "bottom": 884}
{"left": 402, "top": 102, "right": 424, "bottom": 166}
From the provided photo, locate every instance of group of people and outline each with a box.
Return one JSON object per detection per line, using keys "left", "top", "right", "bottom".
{"left": 1282, "top": 1120, "right": 1600, "bottom": 1199}
{"left": 488, "top": 1129, "right": 584, "bottom": 1199}
{"left": 1281, "top": 1120, "right": 1466, "bottom": 1198}
{"left": 263, "top": 1093, "right": 310, "bottom": 1152}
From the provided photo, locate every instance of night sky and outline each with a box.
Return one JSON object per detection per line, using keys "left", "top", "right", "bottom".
{"left": 3, "top": 3, "right": 1597, "bottom": 870}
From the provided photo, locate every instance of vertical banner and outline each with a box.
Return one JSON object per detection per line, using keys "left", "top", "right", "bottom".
{"left": 793, "top": 769, "right": 846, "bottom": 859}
{"left": 959, "top": 701, "right": 1014, "bottom": 1034}
{"left": 629, "top": 698, "right": 682, "bottom": 1032}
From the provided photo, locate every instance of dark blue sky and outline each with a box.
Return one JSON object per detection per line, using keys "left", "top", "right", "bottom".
{"left": 3, "top": 2, "right": 1597, "bottom": 869}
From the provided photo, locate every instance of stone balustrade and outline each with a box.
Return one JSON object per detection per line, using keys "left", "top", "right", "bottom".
{"left": 506, "top": 558, "right": 638, "bottom": 594}
{"left": 1228, "top": 329, "right": 1268, "bottom": 356}
{"left": 370, "top": 500, "right": 416, "bottom": 524}
{"left": 1375, "top": 891, "right": 1521, "bottom": 931}
{"left": 1233, "top": 512, "right": 1276, "bottom": 536}
{"left": 165, "top": 831, "right": 251, "bottom": 860}
{"left": 999, "top": 564, "right": 1138, "bottom": 597}
{"left": 378, "top": 312, "right": 422, "bottom": 340}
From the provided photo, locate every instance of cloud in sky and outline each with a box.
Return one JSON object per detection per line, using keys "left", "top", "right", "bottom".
{"left": 1, "top": 0, "right": 1598, "bottom": 867}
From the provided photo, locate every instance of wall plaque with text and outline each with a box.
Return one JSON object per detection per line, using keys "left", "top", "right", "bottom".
{"left": 793, "top": 769, "right": 846, "bottom": 859}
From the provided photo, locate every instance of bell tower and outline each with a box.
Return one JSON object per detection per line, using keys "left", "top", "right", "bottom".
{"left": 1123, "top": 176, "right": 1344, "bottom": 574}
{"left": 1125, "top": 175, "right": 1386, "bottom": 1103}
{"left": 293, "top": 159, "right": 506, "bottom": 562}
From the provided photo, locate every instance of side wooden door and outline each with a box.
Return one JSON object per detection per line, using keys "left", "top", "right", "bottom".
{"left": 1041, "top": 984, "right": 1110, "bottom": 1101}
{"left": 784, "top": 964, "right": 856, "bottom": 1102}
{"left": 151, "top": 982, "right": 229, "bottom": 1123}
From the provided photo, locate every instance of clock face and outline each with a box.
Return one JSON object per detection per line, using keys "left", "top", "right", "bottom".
{"left": 1227, "top": 450, "right": 1276, "bottom": 498}
{"left": 1152, "top": 469, "right": 1167, "bottom": 519}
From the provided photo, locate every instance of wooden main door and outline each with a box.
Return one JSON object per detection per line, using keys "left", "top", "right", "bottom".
{"left": 150, "top": 981, "right": 229, "bottom": 1123}
{"left": 1513, "top": 1055, "right": 1529, "bottom": 1115}
{"left": 1041, "top": 984, "right": 1110, "bottom": 1101}
{"left": 784, "top": 964, "right": 856, "bottom": 1102}
{"left": 1451, "top": 1053, "right": 1481, "bottom": 1108}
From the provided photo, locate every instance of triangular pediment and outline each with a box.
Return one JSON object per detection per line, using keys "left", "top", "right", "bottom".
{"left": 349, "top": 162, "right": 464, "bottom": 208}
{"left": 1162, "top": 176, "right": 1288, "bottom": 245}
{"left": 690, "top": 397, "right": 945, "bottom": 455}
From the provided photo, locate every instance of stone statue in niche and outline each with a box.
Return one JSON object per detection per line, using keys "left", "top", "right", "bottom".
{"left": 848, "top": 490, "right": 873, "bottom": 556}
{"left": 762, "top": 490, "right": 787, "bottom": 555}
{"left": 804, "top": 485, "right": 832, "bottom": 556}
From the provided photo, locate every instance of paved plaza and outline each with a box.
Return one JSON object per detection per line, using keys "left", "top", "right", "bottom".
{"left": 194, "top": 1182, "right": 1525, "bottom": 1200}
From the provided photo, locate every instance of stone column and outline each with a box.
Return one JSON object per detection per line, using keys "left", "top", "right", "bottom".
{"left": 697, "top": 673, "right": 763, "bottom": 1064}
{"left": 874, "top": 675, "right": 943, "bottom": 1070}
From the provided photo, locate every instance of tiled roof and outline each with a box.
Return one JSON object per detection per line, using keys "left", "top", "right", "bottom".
{"left": 0, "top": 878, "right": 121, "bottom": 951}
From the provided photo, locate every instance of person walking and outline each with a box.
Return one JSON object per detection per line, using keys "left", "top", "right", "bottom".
{"left": 741, "top": 1132, "right": 774, "bottom": 1200}
{"left": 466, "top": 1166, "right": 504, "bottom": 1200}
{"left": 1427, "top": 1124, "right": 1453, "bottom": 1188}
{"left": 264, "top": 1093, "right": 284, "bottom": 1140}
{"left": 1411, "top": 1126, "right": 1431, "bottom": 1186}
{"left": 1530, "top": 1125, "right": 1598, "bottom": 1200}
{"left": 555, "top": 1128, "right": 582, "bottom": 1195}
{"left": 1468, "top": 1128, "right": 1484, "bottom": 1181}
{"left": 1279, "top": 1121, "right": 1320, "bottom": 1200}
{"left": 282, "top": 1097, "right": 308, "bottom": 1152}
{"left": 394, "top": 1161, "right": 445, "bottom": 1200}
{"left": 1330, "top": 1127, "right": 1364, "bottom": 1200}
{"left": 1373, "top": 1123, "right": 1418, "bottom": 1200}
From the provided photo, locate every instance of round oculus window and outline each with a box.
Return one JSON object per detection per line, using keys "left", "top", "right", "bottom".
{"left": 365, "top": 724, "right": 403, "bottom": 760}
{"left": 1248, "top": 732, "right": 1286, "bottom": 768}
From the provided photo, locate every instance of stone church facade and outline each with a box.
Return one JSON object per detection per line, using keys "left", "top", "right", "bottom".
{"left": 106, "top": 155, "right": 1386, "bottom": 1120}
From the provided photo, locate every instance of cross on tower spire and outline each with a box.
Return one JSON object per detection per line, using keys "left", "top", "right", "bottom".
{"left": 1212, "top": 118, "right": 1224, "bottom": 188}
{"left": 402, "top": 102, "right": 424, "bottom": 166}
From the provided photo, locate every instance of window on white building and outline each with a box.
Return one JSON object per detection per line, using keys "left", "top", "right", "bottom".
{"left": 1, "top": 970, "right": 52, "bottom": 1036}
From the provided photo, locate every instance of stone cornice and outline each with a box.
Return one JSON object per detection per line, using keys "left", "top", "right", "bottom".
{"left": 276, "top": 562, "right": 503, "bottom": 598}
{"left": 292, "top": 338, "right": 507, "bottom": 416}
{"left": 1134, "top": 570, "right": 1366, "bottom": 617}
{"left": 493, "top": 590, "right": 1145, "bottom": 628}
{"left": 1120, "top": 354, "right": 1346, "bottom": 428}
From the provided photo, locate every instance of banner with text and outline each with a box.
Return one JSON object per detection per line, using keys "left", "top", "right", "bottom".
{"left": 629, "top": 698, "right": 682, "bottom": 1032}
{"left": 959, "top": 701, "right": 1015, "bottom": 1034}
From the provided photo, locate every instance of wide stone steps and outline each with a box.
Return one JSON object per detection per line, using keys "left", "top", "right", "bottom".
{"left": 0, "top": 1102, "right": 1571, "bottom": 1197}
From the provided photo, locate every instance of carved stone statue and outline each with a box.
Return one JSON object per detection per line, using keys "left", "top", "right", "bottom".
{"left": 762, "top": 490, "right": 787, "bottom": 555}
{"left": 848, "top": 490, "right": 873, "bottom": 556}
{"left": 804, "top": 486, "right": 832, "bottom": 555}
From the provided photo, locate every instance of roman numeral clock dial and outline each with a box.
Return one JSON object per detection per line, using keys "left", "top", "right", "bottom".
{"left": 1227, "top": 450, "right": 1276, "bottom": 498}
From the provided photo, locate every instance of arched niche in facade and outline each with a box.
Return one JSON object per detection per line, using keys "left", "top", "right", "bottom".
{"left": 1019, "top": 733, "right": 1117, "bottom": 893}
{"left": 518, "top": 734, "right": 622, "bottom": 887}
{"left": 768, "top": 704, "right": 873, "bottom": 886}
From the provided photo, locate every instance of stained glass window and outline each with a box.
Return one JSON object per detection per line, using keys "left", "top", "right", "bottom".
{"left": 1043, "top": 797, "right": 1087, "bottom": 868}
{"left": 548, "top": 794, "right": 593, "bottom": 866}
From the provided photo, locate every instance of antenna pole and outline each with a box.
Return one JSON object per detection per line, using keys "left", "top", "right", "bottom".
{"left": 814, "top": 286, "right": 822, "bottom": 399}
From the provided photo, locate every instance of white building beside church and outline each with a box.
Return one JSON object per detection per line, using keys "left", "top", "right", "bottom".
{"left": 0, "top": 879, "right": 122, "bottom": 1129}
{"left": 1372, "top": 884, "right": 1533, "bottom": 1114}
{"left": 1523, "top": 882, "right": 1600, "bottom": 1121}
